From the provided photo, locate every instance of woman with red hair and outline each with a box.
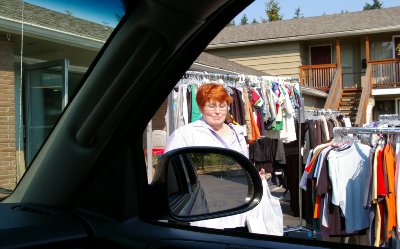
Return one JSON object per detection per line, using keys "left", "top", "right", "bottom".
{"left": 165, "top": 83, "right": 248, "bottom": 157}
{"left": 164, "top": 83, "right": 276, "bottom": 234}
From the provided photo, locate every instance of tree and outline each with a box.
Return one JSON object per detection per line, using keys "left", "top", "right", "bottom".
{"left": 293, "top": 6, "right": 303, "bottom": 19}
{"left": 265, "top": 0, "right": 282, "bottom": 22}
{"left": 227, "top": 19, "right": 236, "bottom": 26}
{"left": 65, "top": 8, "right": 73, "bottom": 16}
{"left": 240, "top": 14, "right": 249, "bottom": 25}
{"left": 116, "top": 0, "right": 131, "bottom": 21}
{"left": 252, "top": 18, "right": 258, "bottom": 24}
{"left": 363, "top": 0, "right": 383, "bottom": 10}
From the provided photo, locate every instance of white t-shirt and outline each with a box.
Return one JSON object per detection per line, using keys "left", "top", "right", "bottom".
{"left": 327, "top": 142, "right": 371, "bottom": 233}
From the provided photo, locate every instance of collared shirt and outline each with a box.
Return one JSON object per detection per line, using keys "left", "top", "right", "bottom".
{"left": 165, "top": 117, "right": 248, "bottom": 158}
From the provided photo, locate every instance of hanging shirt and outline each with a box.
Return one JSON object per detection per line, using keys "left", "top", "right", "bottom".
{"left": 327, "top": 142, "right": 371, "bottom": 233}
{"left": 383, "top": 144, "right": 396, "bottom": 240}
{"left": 190, "top": 84, "right": 201, "bottom": 122}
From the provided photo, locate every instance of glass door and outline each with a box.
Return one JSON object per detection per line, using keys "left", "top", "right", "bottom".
{"left": 25, "top": 59, "right": 69, "bottom": 166}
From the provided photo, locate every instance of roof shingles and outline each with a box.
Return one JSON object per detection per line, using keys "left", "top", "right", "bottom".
{"left": 210, "top": 7, "right": 400, "bottom": 46}
{"left": 0, "top": 0, "right": 112, "bottom": 41}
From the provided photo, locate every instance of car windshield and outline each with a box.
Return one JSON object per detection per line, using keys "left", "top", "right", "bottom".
{"left": 1, "top": 0, "right": 400, "bottom": 247}
{"left": 0, "top": 0, "right": 125, "bottom": 196}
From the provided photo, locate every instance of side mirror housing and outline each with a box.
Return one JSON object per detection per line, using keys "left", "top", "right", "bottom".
{"left": 145, "top": 147, "right": 263, "bottom": 223}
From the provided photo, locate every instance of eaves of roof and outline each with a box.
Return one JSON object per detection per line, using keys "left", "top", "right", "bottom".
{"left": 208, "top": 6, "right": 400, "bottom": 49}
{"left": 0, "top": 0, "right": 112, "bottom": 49}
{"left": 194, "top": 52, "right": 268, "bottom": 76}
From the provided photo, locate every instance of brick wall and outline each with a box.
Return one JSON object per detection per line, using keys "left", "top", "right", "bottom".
{"left": 0, "top": 40, "right": 16, "bottom": 191}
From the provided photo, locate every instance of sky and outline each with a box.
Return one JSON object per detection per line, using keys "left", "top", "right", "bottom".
{"left": 25, "top": 0, "right": 124, "bottom": 27}
{"left": 233, "top": 0, "right": 400, "bottom": 23}
{"left": 24, "top": 0, "right": 400, "bottom": 27}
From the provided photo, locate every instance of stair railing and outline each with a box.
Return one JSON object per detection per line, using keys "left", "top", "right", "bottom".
{"left": 355, "top": 64, "right": 371, "bottom": 126}
{"left": 324, "top": 66, "right": 342, "bottom": 110}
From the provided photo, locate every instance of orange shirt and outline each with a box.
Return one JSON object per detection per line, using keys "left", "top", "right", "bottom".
{"left": 384, "top": 144, "right": 396, "bottom": 238}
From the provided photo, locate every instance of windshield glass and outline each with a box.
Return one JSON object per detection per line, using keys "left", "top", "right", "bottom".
{"left": 0, "top": 0, "right": 125, "bottom": 197}
{"left": 1, "top": 0, "right": 400, "bottom": 247}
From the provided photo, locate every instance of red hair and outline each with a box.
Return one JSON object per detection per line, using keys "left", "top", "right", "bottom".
{"left": 196, "top": 83, "right": 232, "bottom": 108}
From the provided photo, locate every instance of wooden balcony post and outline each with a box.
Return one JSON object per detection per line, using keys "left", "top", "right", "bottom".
{"left": 336, "top": 38, "right": 341, "bottom": 68}
{"left": 366, "top": 35, "right": 370, "bottom": 63}
{"left": 366, "top": 35, "right": 371, "bottom": 94}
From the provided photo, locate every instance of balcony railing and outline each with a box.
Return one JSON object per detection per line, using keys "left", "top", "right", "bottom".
{"left": 370, "top": 59, "right": 400, "bottom": 88}
{"left": 300, "top": 64, "right": 336, "bottom": 90}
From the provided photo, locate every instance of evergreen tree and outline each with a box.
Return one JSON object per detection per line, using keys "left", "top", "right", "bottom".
{"left": 363, "top": 0, "right": 383, "bottom": 10}
{"left": 293, "top": 6, "right": 303, "bottom": 19}
{"left": 265, "top": 0, "right": 282, "bottom": 22}
{"left": 252, "top": 18, "right": 258, "bottom": 24}
{"left": 117, "top": 0, "right": 130, "bottom": 21}
{"left": 65, "top": 8, "right": 73, "bottom": 16}
{"left": 226, "top": 19, "right": 236, "bottom": 26}
{"left": 240, "top": 14, "right": 249, "bottom": 25}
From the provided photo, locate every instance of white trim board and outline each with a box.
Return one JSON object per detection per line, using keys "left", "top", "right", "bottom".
{"left": 372, "top": 88, "right": 400, "bottom": 95}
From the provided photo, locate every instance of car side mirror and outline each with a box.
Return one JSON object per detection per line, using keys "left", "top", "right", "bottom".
{"left": 146, "top": 147, "right": 263, "bottom": 223}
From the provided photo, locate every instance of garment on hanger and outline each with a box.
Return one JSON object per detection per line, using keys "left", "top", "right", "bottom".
{"left": 302, "top": 126, "right": 400, "bottom": 247}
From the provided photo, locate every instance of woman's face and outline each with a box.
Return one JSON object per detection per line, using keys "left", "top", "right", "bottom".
{"left": 200, "top": 101, "right": 228, "bottom": 128}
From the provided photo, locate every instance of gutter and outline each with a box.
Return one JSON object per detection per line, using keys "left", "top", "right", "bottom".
{"left": 190, "top": 62, "right": 241, "bottom": 75}
{"left": 207, "top": 25, "right": 400, "bottom": 49}
{"left": 0, "top": 16, "right": 105, "bottom": 51}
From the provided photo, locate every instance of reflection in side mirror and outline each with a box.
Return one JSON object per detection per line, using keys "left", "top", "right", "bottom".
{"left": 151, "top": 147, "right": 262, "bottom": 222}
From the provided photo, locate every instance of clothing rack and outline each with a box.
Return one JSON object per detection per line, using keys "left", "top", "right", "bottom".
{"left": 169, "top": 74, "right": 303, "bottom": 235}
{"left": 304, "top": 109, "right": 341, "bottom": 117}
{"left": 184, "top": 70, "right": 262, "bottom": 83}
{"left": 333, "top": 126, "right": 400, "bottom": 135}
{"left": 378, "top": 114, "right": 400, "bottom": 122}
{"left": 286, "top": 107, "right": 344, "bottom": 236}
{"left": 284, "top": 81, "right": 309, "bottom": 235}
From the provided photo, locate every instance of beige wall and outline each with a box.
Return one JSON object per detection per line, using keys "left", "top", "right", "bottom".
{"left": 207, "top": 42, "right": 302, "bottom": 78}
{"left": 0, "top": 39, "right": 17, "bottom": 191}
{"left": 303, "top": 95, "right": 326, "bottom": 109}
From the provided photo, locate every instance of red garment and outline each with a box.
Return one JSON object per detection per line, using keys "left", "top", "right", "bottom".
{"left": 250, "top": 88, "right": 262, "bottom": 107}
{"left": 377, "top": 148, "right": 387, "bottom": 196}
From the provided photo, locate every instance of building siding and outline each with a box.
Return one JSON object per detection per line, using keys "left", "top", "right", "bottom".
{"left": 207, "top": 42, "right": 302, "bottom": 78}
{"left": 0, "top": 40, "right": 16, "bottom": 191}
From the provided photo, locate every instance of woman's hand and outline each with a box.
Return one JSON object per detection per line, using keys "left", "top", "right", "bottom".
{"left": 259, "top": 168, "right": 266, "bottom": 180}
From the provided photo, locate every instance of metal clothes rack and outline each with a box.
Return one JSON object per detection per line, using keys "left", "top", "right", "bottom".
{"left": 286, "top": 108, "right": 343, "bottom": 236}
{"left": 184, "top": 70, "right": 263, "bottom": 83}
{"left": 378, "top": 114, "right": 400, "bottom": 121}
{"left": 304, "top": 109, "right": 341, "bottom": 118}
{"left": 378, "top": 114, "right": 400, "bottom": 125}
{"left": 333, "top": 126, "right": 400, "bottom": 135}
{"left": 283, "top": 81, "right": 310, "bottom": 235}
